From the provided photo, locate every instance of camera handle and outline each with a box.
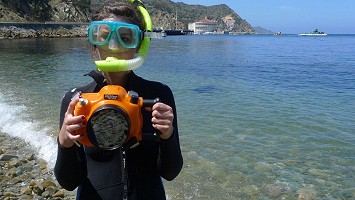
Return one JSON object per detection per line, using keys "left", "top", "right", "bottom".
{"left": 142, "top": 97, "right": 161, "bottom": 142}
{"left": 142, "top": 97, "right": 160, "bottom": 107}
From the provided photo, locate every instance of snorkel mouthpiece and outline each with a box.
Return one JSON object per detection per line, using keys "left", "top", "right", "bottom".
{"left": 94, "top": 0, "right": 153, "bottom": 72}
{"left": 95, "top": 56, "right": 145, "bottom": 72}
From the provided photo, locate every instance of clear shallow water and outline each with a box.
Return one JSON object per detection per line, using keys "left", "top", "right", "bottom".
{"left": 0, "top": 35, "right": 354, "bottom": 199}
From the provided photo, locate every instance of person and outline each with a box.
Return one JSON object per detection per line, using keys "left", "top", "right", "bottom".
{"left": 54, "top": 0, "right": 183, "bottom": 199}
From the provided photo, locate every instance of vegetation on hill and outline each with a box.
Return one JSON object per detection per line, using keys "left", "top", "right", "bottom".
{"left": 0, "top": 0, "right": 254, "bottom": 33}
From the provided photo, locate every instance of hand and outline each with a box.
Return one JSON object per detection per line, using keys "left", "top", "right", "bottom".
{"left": 59, "top": 96, "right": 87, "bottom": 148}
{"left": 146, "top": 102, "right": 174, "bottom": 140}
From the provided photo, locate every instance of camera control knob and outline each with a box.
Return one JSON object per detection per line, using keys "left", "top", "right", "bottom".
{"left": 128, "top": 90, "right": 139, "bottom": 104}
{"left": 79, "top": 98, "right": 88, "bottom": 106}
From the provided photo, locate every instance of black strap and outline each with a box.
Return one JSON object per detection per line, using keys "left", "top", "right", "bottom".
{"left": 122, "top": 150, "right": 128, "bottom": 200}
{"left": 84, "top": 70, "right": 105, "bottom": 89}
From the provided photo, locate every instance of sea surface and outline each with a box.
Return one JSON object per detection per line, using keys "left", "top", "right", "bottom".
{"left": 0, "top": 34, "right": 354, "bottom": 199}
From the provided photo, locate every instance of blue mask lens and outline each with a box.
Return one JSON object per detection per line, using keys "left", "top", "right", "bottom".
{"left": 88, "top": 21, "right": 142, "bottom": 49}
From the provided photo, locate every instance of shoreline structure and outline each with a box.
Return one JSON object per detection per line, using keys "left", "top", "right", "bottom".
{"left": 0, "top": 22, "right": 88, "bottom": 39}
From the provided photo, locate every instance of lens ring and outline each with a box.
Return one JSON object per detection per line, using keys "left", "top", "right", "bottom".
{"left": 86, "top": 104, "right": 131, "bottom": 150}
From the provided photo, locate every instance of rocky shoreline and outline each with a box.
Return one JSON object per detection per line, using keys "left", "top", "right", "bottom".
{"left": 0, "top": 132, "right": 76, "bottom": 200}
{"left": 0, "top": 25, "right": 87, "bottom": 39}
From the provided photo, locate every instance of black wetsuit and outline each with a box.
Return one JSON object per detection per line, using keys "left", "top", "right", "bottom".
{"left": 54, "top": 71, "right": 183, "bottom": 200}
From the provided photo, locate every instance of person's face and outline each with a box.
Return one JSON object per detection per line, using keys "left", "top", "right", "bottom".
{"left": 95, "top": 17, "right": 139, "bottom": 60}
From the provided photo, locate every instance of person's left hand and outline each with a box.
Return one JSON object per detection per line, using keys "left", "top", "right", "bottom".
{"left": 145, "top": 102, "right": 174, "bottom": 140}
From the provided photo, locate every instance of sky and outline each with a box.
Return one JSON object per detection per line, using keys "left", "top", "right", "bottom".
{"left": 172, "top": 0, "right": 355, "bottom": 34}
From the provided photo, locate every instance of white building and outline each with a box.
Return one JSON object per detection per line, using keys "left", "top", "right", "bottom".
{"left": 188, "top": 18, "right": 217, "bottom": 34}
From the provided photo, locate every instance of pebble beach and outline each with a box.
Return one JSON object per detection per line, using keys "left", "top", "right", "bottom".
{"left": 0, "top": 132, "right": 76, "bottom": 200}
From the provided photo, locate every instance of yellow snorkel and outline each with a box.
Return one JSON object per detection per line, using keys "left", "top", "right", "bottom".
{"left": 94, "top": 0, "right": 153, "bottom": 72}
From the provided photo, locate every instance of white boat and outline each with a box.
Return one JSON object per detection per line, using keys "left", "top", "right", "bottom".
{"left": 298, "top": 28, "right": 327, "bottom": 36}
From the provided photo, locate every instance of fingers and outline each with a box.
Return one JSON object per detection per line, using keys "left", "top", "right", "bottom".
{"left": 67, "top": 95, "right": 80, "bottom": 115}
{"left": 151, "top": 103, "right": 174, "bottom": 123}
{"left": 59, "top": 97, "right": 86, "bottom": 147}
{"left": 65, "top": 116, "right": 86, "bottom": 133}
{"left": 151, "top": 103, "right": 174, "bottom": 139}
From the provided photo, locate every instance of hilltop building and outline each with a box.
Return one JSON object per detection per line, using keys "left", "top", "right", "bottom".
{"left": 188, "top": 17, "right": 217, "bottom": 34}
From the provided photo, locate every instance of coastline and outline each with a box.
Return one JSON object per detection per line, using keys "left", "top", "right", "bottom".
{"left": 0, "top": 24, "right": 88, "bottom": 39}
{"left": 0, "top": 131, "right": 76, "bottom": 199}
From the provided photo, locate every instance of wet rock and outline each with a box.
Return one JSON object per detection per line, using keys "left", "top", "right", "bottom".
{"left": 26, "top": 154, "right": 35, "bottom": 161}
{"left": 52, "top": 189, "right": 65, "bottom": 198}
{"left": 0, "top": 154, "right": 18, "bottom": 161}
{"left": 20, "top": 187, "right": 32, "bottom": 195}
{"left": 265, "top": 183, "right": 284, "bottom": 198}
{"left": 8, "top": 159, "right": 21, "bottom": 168}
{"left": 0, "top": 133, "right": 76, "bottom": 199}
{"left": 297, "top": 185, "right": 318, "bottom": 200}
{"left": 241, "top": 185, "right": 259, "bottom": 196}
{"left": 41, "top": 179, "right": 57, "bottom": 189}
{"left": 3, "top": 191, "right": 16, "bottom": 197}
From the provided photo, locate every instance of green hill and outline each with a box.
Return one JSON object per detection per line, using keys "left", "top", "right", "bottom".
{"left": 0, "top": 0, "right": 254, "bottom": 33}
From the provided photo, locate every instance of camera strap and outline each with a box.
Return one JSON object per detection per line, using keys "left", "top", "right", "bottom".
{"left": 122, "top": 150, "right": 128, "bottom": 200}
{"left": 84, "top": 70, "right": 106, "bottom": 90}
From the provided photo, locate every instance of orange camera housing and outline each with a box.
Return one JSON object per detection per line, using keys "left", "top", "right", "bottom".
{"left": 74, "top": 85, "right": 157, "bottom": 149}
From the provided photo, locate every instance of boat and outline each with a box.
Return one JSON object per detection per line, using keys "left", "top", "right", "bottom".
{"left": 274, "top": 31, "right": 282, "bottom": 36}
{"left": 161, "top": 30, "right": 166, "bottom": 37}
{"left": 298, "top": 28, "right": 327, "bottom": 36}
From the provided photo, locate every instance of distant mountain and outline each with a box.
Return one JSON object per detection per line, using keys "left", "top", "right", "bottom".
{"left": 253, "top": 26, "right": 274, "bottom": 34}
{"left": 0, "top": 0, "right": 255, "bottom": 34}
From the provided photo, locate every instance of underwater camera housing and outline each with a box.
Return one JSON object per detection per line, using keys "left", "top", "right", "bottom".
{"left": 74, "top": 85, "right": 159, "bottom": 150}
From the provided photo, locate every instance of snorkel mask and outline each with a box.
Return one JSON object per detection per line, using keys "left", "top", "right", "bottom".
{"left": 89, "top": 0, "right": 153, "bottom": 72}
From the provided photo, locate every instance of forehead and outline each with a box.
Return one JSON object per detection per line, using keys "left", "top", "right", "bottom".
{"left": 102, "top": 16, "right": 133, "bottom": 24}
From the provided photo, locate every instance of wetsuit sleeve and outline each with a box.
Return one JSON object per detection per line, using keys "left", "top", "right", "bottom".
{"left": 157, "top": 86, "right": 183, "bottom": 181}
{"left": 54, "top": 90, "right": 87, "bottom": 191}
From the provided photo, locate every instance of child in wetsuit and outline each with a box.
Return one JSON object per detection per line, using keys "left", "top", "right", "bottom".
{"left": 54, "top": 1, "right": 183, "bottom": 199}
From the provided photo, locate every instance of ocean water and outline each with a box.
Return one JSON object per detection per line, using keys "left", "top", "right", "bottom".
{"left": 0, "top": 35, "right": 354, "bottom": 199}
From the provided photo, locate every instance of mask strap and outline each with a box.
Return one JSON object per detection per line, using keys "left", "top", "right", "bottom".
{"left": 144, "top": 31, "right": 164, "bottom": 39}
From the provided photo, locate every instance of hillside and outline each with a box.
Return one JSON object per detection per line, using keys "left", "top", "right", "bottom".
{"left": 253, "top": 26, "right": 274, "bottom": 34}
{"left": 0, "top": 0, "right": 254, "bottom": 33}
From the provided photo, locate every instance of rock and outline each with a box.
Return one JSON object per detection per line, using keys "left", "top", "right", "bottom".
{"left": 7, "top": 167, "right": 21, "bottom": 177}
{"left": 38, "top": 159, "right": 48, "bottom": 170}
{"left": 297, "top": 185, "right": 318, "bottom": 200}
{"left": 8, "top": 159, "right": 21, "bottom": 168}
{"left": 44, "top": 185, "right": 58, "bottom": 196}
{"left": 0, "top": 154, "right": 18, "bottom": 161}
{"left": 41, "top": 190, "right": 51, "bottom": 198}
{"left": 32, "top": 184, "right": 43, "bottom": 196}
{"left": 19, "top": 194, "right": 33, "bottom": 200}
{"left": 19, "top": 172, "right": 34, "bottom": 180}
{"left": 3, "top": 191, "right": 16, "bottom": 197}
{"left": 8, "top": 177, "right": 22, "bottom": 184}
{"left": 1, "top": 175, "right": 11, "bottom": 183}
{"left": 241, "top": 185, "right": 259, "bottom": 196}
{"left": 265, "top": 184, "right": 284, "bottom": 198}
{"left": 20, "top": 187, "right": 32, "bottom": 195}
{"left": 0, "top": 133, "right": 76, "bottom": 199}
{"left": 41, "top": 179, "right": 57, "bottom": 188}
{"left": 32, "top": 196, "right": 45, "bottom": 200}
{"left": 52, "top": 189, "right": 65, "bottom": 198}
{"left": 26, "top": 154, "right": 35, "bottom": 161}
